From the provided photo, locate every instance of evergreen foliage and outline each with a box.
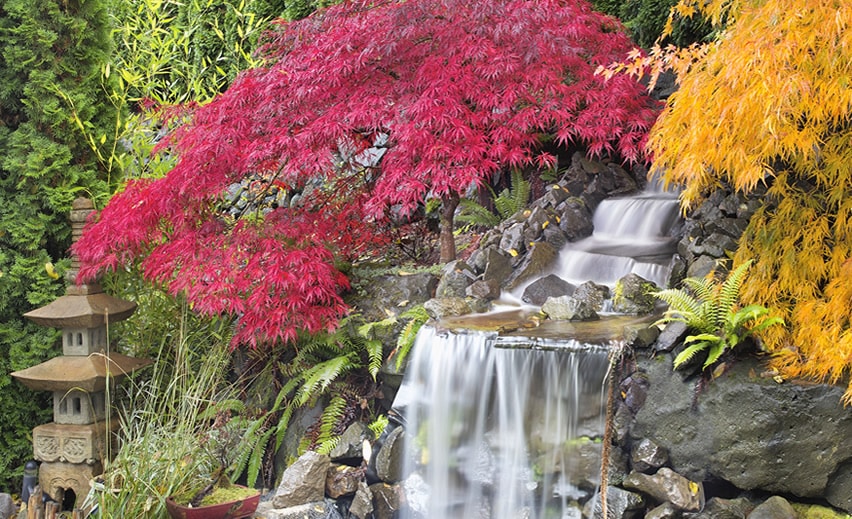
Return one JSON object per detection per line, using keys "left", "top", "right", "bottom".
{"left": 591, "top": 0, "right": 710, "bottom": 48}
{"left": 614, "top": 0, "right": 852, "bottom": 401}
{"left": 456, "top": 170, "right": 532, "bottom": 230}
{"left": 76, "top": 0, "right": 659, "bottom": 347}
{"left": 0, "top": 0, "right": 115, "bottom": 487}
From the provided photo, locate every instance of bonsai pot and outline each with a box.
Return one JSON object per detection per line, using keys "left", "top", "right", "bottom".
{"left": 165, "top": 485, "right": 261, "bottom": 519}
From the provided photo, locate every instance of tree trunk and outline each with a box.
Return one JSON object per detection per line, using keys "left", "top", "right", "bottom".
{"left": 439, "top": 193, "right": 460, "bottom": 263}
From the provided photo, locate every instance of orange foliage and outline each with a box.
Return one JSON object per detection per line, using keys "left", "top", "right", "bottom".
{"left": 611, "top": 0, "right": 852, "bottom": 401}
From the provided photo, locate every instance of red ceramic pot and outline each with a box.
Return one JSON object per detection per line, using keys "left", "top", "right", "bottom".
{"left": 165, "top": 486, "right": 261, "bottom": 519}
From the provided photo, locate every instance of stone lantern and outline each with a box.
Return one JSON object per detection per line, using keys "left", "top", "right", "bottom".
{"left": 11, "top": 198, "right": 151, "bottom": 510}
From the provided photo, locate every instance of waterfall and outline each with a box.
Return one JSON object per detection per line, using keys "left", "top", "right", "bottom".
{"left": 395, "top": 327, "right": 612, "bottom": 519}
{"left": 550, "top": 185, "right": 681, "bottom": 289}
{"left": 391, "top": 182, "right": 682, "bottom": 518}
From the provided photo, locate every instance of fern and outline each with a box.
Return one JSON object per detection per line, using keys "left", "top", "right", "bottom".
{"left": 655, "top": 259, "right": 784, "bottom": 370}
{"left": 455, "top": 169, "right": 531, "bottom": 229}
{"left": 392, "top": 305, "right": 430, "bottom": 370}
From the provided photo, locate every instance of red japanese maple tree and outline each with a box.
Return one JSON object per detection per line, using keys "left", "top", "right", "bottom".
{"left": 76, "top": 0, "right": 659, "bottom": 347}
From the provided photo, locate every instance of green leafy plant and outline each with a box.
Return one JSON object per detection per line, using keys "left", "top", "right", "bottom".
{"left": 87, "top": 302, "right": 239, "bottom": 517}
{"left": 456, "top": 169, "right": 532, "bottom": 230}
{"left": 654, "top": 260, "right": 784, "bottom": 369}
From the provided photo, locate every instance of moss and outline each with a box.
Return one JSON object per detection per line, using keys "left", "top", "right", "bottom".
{"left": 199, "top": 485, "right": 259, "bottom": 507}
{"left": 791, "top": 503, "right": 852, "bottom": 519}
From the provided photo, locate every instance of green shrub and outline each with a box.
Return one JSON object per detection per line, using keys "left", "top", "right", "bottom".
{"left": 0, "top": 0, "right": 115, "bottom": 490}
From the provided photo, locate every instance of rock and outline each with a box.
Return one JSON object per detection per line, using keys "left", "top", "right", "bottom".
{"left": 326, "top": 464, "right": 364, "bottom": 498}
{"left": 623, "top": 323, "right": 660, "bottom": 349}
{"left": 369, "top": 483, "right": 402, "bottom": 519}
{"left": 521, "top": 274, "right": 575, "bottom": 305}
{"left": 573, "top": 281, "right": 610, "bottom": 311}
{"left": 346, "top": 272, "right": 437, "bottom": 322}
{"left": 541, "top": 224, "right": 569, "bottom": 250}
{"left": 620, "top": 372, "right": 650, "bottom": 414}
{"left": 504, "top": 242, "right": 559, "bottom": 291}
{"left": 348, "top": 482, "right": 373, "bottom": 519}
{"left": 435, "top": 260, "right": 476, "bottom": 298}
{"left": 481, "top": 248, "right": 513, "bottom": 286}
{"left": 375, "top": 424, "right": 405, "bottom": 483}
{"left": 262, "top": 500, "right": 343, "bottom": 519}
{"left": 631, "top": 355, "right": 852, "bottom": 508}
{"left": 543, "top": 183, "right": 572, "bottom": 207}
{"left": 541, "top": 295, "right": 598, "bottom": 321}
{"left": 612, "top": 273, "right": 658, "bottom": 314}
{"left": 0, "top": 494, "right": 13, "bottom": 519}
{"left": 655, "top": 321, "right": 689, "bottom": 353}
{"left": 646, "top": 502, "right": 680, "bottom": 519}
{"left": 586, "top": 486, "right": 645, "bottom": 519}
{"left": 685, "top": 496, "right": 755, "bottom": 519}
{"left": 423, "top": 297, "right": 477, "bottom": 319}
{"left": 330, "top": 422, "right": 370, "bottom": 464}
{"left": 622, "top": 468, "right": 703, "bottom": 512}
{"left": 686, "top": 255, "right": 717, "bottom": 278}
{"left": 556, "top": 197, "right": 594, "bottom": 241}
{"left": 401, "top": 473, "right": 430, "bottom": 517}
{"left": 499, "top": 222, "right": 527, "bottom": 256}
{"left": 826, "top": 460, "right": 852, "bottom": 511}
{"left": 631, "top": 438, "right": 669, "bottom": 473}
{"left": 746, "top": 496, "right": 796, "bottom": 519}
{"left": 466, "top": 278, "right": 501, "bottom": 300}
{"left": 273, "top": 451, "right": 331, "bottom": 508}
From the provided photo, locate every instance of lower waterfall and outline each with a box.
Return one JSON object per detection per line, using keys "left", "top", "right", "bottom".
{"left": 393, "top": 326, "right": 613, "bottom": 519}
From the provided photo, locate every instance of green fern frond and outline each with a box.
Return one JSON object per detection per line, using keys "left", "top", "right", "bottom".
{"left": 456, "top": 198, "right": 501, "bottom": 228}
{"left": 703, "top": 341, "right": 726, "bottom": 368}
{"left": 717, "top": 259, "right": 752, "bottom": 326}
{"left": 368, "top": 415, "right": 389, "bottom": 439}
{"left": 681, "top": 276, "right": 714, "bottom": 303}
{"left": 493, "top": 169, "right": 531, "bottom": 219}
{"left": 673, "top": 341, "right": 711, "bottom": 368}
{"left": 317, "top": 395, "right": 348, "bottom": 447}
{"left": 295, "top": 354, "right": 356, "bottom": 406}
{"left": 366, "top": 339, "right": 383, "bottom": 380}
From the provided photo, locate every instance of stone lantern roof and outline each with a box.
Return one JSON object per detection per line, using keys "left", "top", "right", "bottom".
{"left": 12, "top": 352, "right": 152, "bottom": 392}
{"left": 23, "top": 292, "right": 136, "bottom": 329}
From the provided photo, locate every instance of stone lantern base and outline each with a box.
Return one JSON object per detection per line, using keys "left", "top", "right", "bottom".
{"left": 39, "top": 461, "right": 102, "bottom": 509}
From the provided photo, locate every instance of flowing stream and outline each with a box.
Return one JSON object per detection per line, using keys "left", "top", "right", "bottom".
{"left": 393, "top": 183, "right": 681, "bottom": 518}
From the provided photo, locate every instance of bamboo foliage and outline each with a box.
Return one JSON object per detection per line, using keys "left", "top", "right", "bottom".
{"left": 620, "top": 0, "right": 852, "bottom": 400}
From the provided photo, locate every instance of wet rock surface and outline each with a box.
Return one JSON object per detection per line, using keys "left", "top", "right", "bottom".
{"left": 629, "top": 354, "right": 852, "bottom": 511}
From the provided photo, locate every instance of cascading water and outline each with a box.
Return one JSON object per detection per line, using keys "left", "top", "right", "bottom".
{"left": 549, "top": 182, "right": 681, "bottom": 290}
{"left": 395, "top": 327, "right": 612, "bottom": 519}
{"left": 392, "top": 182, "right": 682, "bottom": 519}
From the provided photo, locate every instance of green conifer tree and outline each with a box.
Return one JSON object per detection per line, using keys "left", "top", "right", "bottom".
{"left": 0, "top": 0, "right": 115, "bottom": 488}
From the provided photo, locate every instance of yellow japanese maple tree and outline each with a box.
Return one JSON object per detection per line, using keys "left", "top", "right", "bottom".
{"left": 630, "top": 0, "right": 852, "bottom": 401}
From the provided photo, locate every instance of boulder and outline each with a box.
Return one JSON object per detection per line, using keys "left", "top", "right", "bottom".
{"left": 504, "top": 242, "right": 559, "bottom": 291}
{"left": 646, "top": 502, "right": 680, "bottom": 519}
{"left": 329, "top": 421, "right": 370, "bottom": 464}
{"left": 369, "top": 483, "right": 403, "bottom": 519}
{"left": 631, "top": 438, "right": 669, "bottom": 473}
{"left": 346, "top": 272, "right": 438, "bottom": 322}
{"left": 374, "top": 424, "right": 405, "bottom": 483}
{"left": 556, "top": 197, "right": 594, "bottom": 241}
{"left": 348, "top": 482, "right": 374, "bottom": 519}
{"left": 541, "top": 295, "right": 598, "bottom": 321}
{"left": 0, "top": 494, "right": 13, "bottom": 519}
{"left": 521, "top": 274, "right": 575, "bottom": 305}
{"left": 746, "top": 496, "right": 796, "bottom": 519}
{"left": 481, "top": 248, "right": 513, "bottom": 287}
{"left": 325, "top": 464, "right": 364, "bottom": 498}
{"left": 622, "top": 468, "right": 703, "bottom": 512}
{"left": 423, "top": 297, "right": 486, "bottom": 319}
{"left": 435, "top": 260, "right": 476, "bottom": 298}
{"left": 612, "top": 273, "right": 658, "bottom": 315}
{"left": 631, "top": 355, "right": 852, "bottom": 511}
{"left": 273, "top": 451, "right": 331, "bottom": 508}
{"left": 573, "top": 281, "right": 610, "bottom": 311}
{"left": 466, "top": 278, "right": 501, "bottom": 300}
{"left": 655, "top": 321, "right": 689, "bottom": 353}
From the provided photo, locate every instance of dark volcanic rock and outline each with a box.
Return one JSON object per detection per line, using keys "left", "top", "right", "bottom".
{"left": 521, "top": 274, "right": 575, "bottom": 305}
{"left": 631, "top": 355, "right": 852, "bottom": 511}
